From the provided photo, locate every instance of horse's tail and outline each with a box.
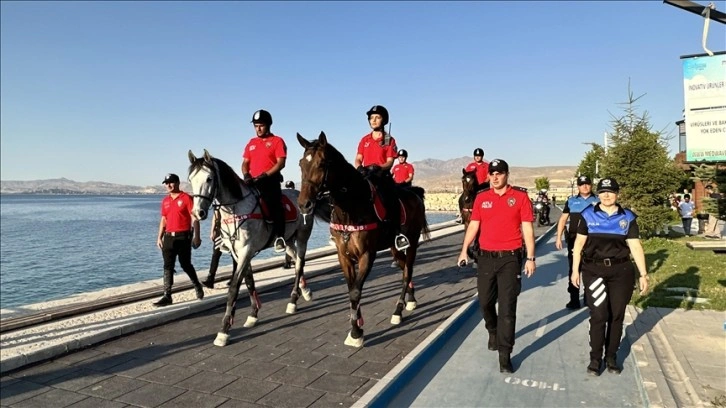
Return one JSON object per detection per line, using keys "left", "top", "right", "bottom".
{"left": 410, "top": 186, "right": 431, "bottom": 241}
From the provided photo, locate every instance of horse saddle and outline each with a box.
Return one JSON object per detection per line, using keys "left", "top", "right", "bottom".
{"left": 368, "top": 181, "right": 407, "bottom": 225}
{"left": 259, "top": 195, "right": 299, "bottom": 223}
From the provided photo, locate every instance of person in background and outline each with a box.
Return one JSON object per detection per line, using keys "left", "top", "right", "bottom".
{"left": 354, "top": 104, "right": 409, "bottom": 250}
{"left": 391, "top": 149, "right": 415, "bottom": 188}
{"left": 678, "top": 194, "right": 695, "bottom": 236}
{"left": 457, "top": 159, "right": 536, "bottom": 374}
{"left": 242, "top": 109, "right": 287, "bottom": 253}
{"left": 465, "top": 148, "right": 490, "bottom": 190}
{"left": 555, "top": 175, "right": 599, "bottom": 310}
{"left": 283, "top": 181, "right": 296, "bottom": 269}
{"left": 154, "top": 173, "right": 204, "bottom": 306}
{"left": 202, "top": 204, "right": 237, "bottom": 288}
{"left": 571, "top": 177, "right": 649, "bottom": 376}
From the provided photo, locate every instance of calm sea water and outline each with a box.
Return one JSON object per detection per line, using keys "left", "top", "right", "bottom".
{"left": 0, "top": 195, "right": 455, "bottom": 309}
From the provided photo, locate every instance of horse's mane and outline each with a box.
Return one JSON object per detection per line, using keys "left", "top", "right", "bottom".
{"left": 188, "top": 157, "right": 245, "bottom": 200}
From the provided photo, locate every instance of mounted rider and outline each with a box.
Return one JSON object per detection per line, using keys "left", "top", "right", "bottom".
{"left": 353, "top": 105, "right": 410, "bottom": 251}
{"left": 241, "top": 109, "right": 287, "bottom": 253}
{"left": 465, "top": 148, "right": 490, "bottom": 191}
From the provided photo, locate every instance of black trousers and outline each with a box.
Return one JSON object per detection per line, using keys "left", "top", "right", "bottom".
{"left": 162, "top": 235, "right": 200, "bottom": 287}
{"left": 255, "top": 176, "right": 284, "bottom": 237}
{"left": 582, "top": 262, "right": 635, "bottom": 361}
{"left": 566, "top": 235, "right": 579, "bottom": 296}
{"left": 477, "top": 252, "right": 523, "bottom": 353}
{"left": 209, "top": 247, "right": 238, "bottom": 276}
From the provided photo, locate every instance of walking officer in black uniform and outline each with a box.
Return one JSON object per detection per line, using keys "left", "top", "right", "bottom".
{"left": 457, "top": 159, "right": 536, "bottom": 374}
{"left": 571, "top": 177, "right": 649, "bottom": 376}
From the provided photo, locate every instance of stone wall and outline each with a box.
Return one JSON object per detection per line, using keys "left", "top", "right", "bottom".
{"left": 424, "top": 193, "right": 460, "bottom": 212}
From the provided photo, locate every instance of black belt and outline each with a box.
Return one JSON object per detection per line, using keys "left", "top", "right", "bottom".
{"left": 165, "top": 231, "right": 191, "bottom": 238}
{"left": 478, "top": 248, "right": 523, "bottom": 258}
{"left": 582, "top": 257, "right": 630, "bottom": 267}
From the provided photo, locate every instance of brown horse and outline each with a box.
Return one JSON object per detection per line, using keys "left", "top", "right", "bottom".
{"left": 297, "top": 131, "right": 430, "bottom": 347}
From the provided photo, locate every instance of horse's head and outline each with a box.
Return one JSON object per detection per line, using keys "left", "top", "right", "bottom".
{"left": 187, "top": 149, "right": 217, "bottom": 221}
{"left": 297, "top": 131, "right": 332, "bottom": 215}
{"left": 461, "top": 168, "right": 478, "bottom": 202}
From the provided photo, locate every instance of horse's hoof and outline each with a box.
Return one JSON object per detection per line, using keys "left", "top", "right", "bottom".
{"left": 391, "top": 315, "right": 401, "bottom": 325}
{"left": 405, "top": 301, "right": 417, "bottom": 311}
{"left": 344, "top": 332, "right": 364, "bottom": 348}
{"left": 300, "top": 287, "right": 313, "bottom": 302}
{"left": 213, "top": 332, "right": 229, "bottom": 347}
{"left": 243, "top": 316, "right": 258, "bottom": 328}
{"left": 286, "top": 303, "right": 297, "bottom": 314}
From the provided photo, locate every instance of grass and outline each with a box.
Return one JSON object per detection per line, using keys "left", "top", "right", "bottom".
{"left": 630, "top": 229, "right": 726, "bottom": 311}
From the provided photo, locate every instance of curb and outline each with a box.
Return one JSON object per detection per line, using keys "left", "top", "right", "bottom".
{"left": 353, "top": 221, "right": 559, "bottom": 407}
{"left": 1, "top": 222, "right": 464, "bottom": 374}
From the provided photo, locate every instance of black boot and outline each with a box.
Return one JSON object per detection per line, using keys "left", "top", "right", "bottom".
{"left": 605, "top": 356, "right": 621, "bottom": 374}
{"left": 587, "top": 359, "right": 602, "bottom": 376}
{"left": 153, "top": 269, "right": 174, "bottom": 307}
{"left": 488, "top": 331, "right": 498, "bottom": 351}
{"left": 202, "top": 275, "right": 215, "bottom": 289}
{"left": 566, "top": 293, "right": 581, "bottom": 310}
{"left": 184, "top": 268, "right": 205, "bottom": 300}
{"left": 499, "top": 351, "right": 513, "bottom": 373}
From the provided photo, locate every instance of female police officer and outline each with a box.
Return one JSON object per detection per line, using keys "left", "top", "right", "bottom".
{"left": 571, "top": 177, "right": 649, "bottom": 376}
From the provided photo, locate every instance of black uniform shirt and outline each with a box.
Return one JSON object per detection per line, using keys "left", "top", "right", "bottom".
{"left": 577, "top": 203, "right": 639, "bottom": 260}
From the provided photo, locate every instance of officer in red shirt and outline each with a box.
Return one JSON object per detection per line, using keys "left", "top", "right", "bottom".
{"left": 465, "top": 148, "right": 490, "bottom": 189}
{"left": 354, "top": 105, "right": 409, "bottom": 250}
{"left": 154, "top": 173, "right": 204, "bottom": 307}
{"left": 457, "top": 159, "right": 536, "bottom": 373}
{"left": 242, "top": 109, "right": 287, "bottom": 253}
{"left": 391, "top": 149, "right": 415, "bottom": 187}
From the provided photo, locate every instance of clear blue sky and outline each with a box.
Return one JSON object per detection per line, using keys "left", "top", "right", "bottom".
{"left": 2, "top": 1, "right": 724, "bottom": 186}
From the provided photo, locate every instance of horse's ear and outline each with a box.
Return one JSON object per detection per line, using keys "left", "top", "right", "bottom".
{"left": 188, "top": 150, "right": 197, "bottom": 164}
{"left": 203, "top": 149, "right": 213, "bottom": 163}
{"left": 297, "top": 133, "right": 312, "bottom": 149}
{"left": 319, "top": 131, "right": 327, "bottom": 147}
{"left": 462, "top": 168, "right": 466, "bottom": 175}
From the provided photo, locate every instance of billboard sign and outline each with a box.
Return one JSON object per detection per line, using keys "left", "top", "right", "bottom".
{"left": 682, "top": 52, "right": 726, "bottom": 162}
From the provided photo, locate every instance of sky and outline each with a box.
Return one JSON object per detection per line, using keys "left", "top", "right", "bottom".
{"left": 1, "top": 1, "right": 725, "bottom": 187}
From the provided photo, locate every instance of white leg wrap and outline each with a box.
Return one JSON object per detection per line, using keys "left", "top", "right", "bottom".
{"left": 213, "top": 332, "right": 230, "bottom": 347}
{"left": 391, "top": 315, "right": 402, "bottom": 325}
{"left": 344, "top": 332, "right": 364, "bottom": 348}
{"left": 243, "top": 316, "right": 258, "bottom": 328}
{"left": 286, "top": 303, "right": 297, "bottom": 314}
{"left": 406, "top": 301, "right": 417, "bottom": 311}
{"left": 300, "top": 286, "right": 312, "bottom": 301}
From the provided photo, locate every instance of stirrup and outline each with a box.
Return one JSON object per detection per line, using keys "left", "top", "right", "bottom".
{"left": 273, "top": 237, "right": 286, "bottom": 253}
{"left": 394, "top": 234, "right": 410, "bottom": 251}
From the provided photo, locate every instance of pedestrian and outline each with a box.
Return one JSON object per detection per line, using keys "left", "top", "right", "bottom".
{"left": 465, "top": 148, "right": 490, "bottom": 189}
{"left": 678, "top": 194, "right": 695, "bottom": 236}
{"left": 555, "top": 175, "right": 599, "bottom": 310}
{"left": 283, "top": 181, "right": 296, "bottom": 269}
{"left": 202, "top": 204, "right": 237, "bottom": 288}
{"left": 353, "top": 104, "right": 409, "bottom": 250}
{"left": 457, "top": 159, "right": 536, "bottom": 374}
{"left": 242, "top": 109, "right": 287, "bottom": 253}
{"left": 154, "top": 173, "right": 204, "bottom": 306}
{"left": 391, "top": 149, "right": 415, "bottom": 188}
{"left": 571, "top": 177, "right": 649, "bottom": 376}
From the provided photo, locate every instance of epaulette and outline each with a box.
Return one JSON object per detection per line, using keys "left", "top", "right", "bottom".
{"left": 512, "top": 186, "right": 528, "bottom": 193}
{"left": 475, "top": 187, "right": 491, "bottom": 195}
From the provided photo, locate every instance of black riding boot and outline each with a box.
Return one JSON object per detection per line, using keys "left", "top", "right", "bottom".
{"left": 185, "top": 269, "right": 204, "bottom": 300}
{"left": 499, "top": 351, "right": 514, "bottom": 373}
{"left": 153, "top": 269, "right": 174, "bottom": 307}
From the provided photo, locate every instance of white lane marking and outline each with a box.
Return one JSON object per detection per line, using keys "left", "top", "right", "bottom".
{"left": 535, "top": 318, "right": 548, "bottom": 338}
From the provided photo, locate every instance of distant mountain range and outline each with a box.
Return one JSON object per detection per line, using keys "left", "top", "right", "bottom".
{"left": 0, "top": 158, "right": 578, "bottom": 195}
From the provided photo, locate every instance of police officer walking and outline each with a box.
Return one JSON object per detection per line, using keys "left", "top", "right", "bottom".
{"left": 457, "top": 159, "right": 536, "bottom": 373}
{"left": 571, "top": 177, "right": 649, "bottom": 376}
{"left": 555, "top": 175, "right": 598, "bottom": 309}
{"left": 242, "top": 109, "right": 287, "bottom": 253}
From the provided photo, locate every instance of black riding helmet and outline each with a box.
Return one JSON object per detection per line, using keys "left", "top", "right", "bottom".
{"left": 473, "top": 148, "right": 484, "bottom": 157}
{"left": 285, "top": 181, "right": 295, "bottom": 189}
{"left": 398, "top": 149, "right": 408, "bottom": 158}
{"left": 366, "top": 105, "right": 389, "bottom": 126}
{"left": 251, "top": 109, "right": 273, "bottom": 126}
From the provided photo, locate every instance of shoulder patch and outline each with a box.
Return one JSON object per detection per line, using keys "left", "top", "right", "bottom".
{"left": 512, "top": 186, "right": 528, "bottom": 193}
{"left": 476, "top": 187, "right": 491, "bottom": 195}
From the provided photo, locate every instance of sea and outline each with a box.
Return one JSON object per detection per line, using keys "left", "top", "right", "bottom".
{"left": 0, "top": 195, "right": 455, "bottom": 309}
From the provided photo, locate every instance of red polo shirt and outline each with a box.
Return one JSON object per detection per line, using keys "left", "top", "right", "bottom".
{"left": 242, "top": 134, "right": 287, "bottom": 177}
{"left": 357, "top": 133, "right": 398, "bottom": 167}
{"left": 392, "top": 162, "right": 415, "bottom": 184}
{"left": 161, "top": 192, "right": 194, "bottom": 233}
{"left": 471, "top": 185, "right": 534, "bottom": 250}
{"left": 465, "top": 161, "right": 490, "bottom": 185}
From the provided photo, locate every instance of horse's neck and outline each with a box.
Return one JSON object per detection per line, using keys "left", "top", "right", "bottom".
{"left": 328, "top": 165, "right": 375, "bottom": 223}
{"left": 217, "top": 182, "right": 257, "bottom": 214}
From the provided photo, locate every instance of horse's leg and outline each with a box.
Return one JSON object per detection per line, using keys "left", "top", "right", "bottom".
{"left": 404, "top": 243, "right": 418, "bottom": 311}
{"left": 345, "top": 252, "right": 374, "bottom": 348}
{"left": 214, "top": 247, "right": 253, "bottom": 347}
{"left": 243, "top": 264, "right": 261, "bottom": 327}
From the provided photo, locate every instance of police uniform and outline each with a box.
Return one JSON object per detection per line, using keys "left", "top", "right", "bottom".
{"left": 465, "top": 148, "right": 490, "bottom": 189}
{"left": 470, "top": 159, "right": 534, "bottom": 373}
{"left": 576, "top": 177, "right": 640, "bottom": 375}
{"left": 391, "top": 149, "right": 414, "bottom": 187}
{"left": 562, "top": 176, "right": 599, "bottom": 308}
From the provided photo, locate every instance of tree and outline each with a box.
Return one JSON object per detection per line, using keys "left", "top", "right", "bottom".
{"left": 599, "top": 85, "right": 683, "bottom": 237}
{"left": 534, "top": 177, "right": 550, "bottom": 191}
{"left": 576, "top": 144, "right": 606, "bottom": 181}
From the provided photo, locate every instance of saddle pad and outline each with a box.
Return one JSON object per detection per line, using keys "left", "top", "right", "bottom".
{"left": 369, "top": 181, "right": 406, "bottom": 225}
{"left": 260, "top": 194, "right": 299, "bottom": 222}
